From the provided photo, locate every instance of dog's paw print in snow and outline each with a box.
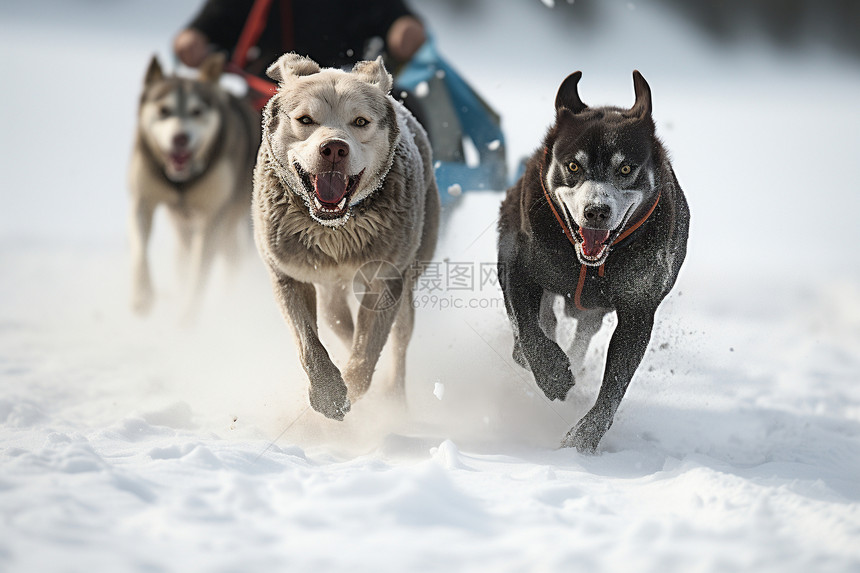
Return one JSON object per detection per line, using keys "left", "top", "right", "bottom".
{"left": 6, "top": 432, "right": 158, "bottom": 504}
{"left": 36, "top": 434, "right": 107, "bottom": 474}
{"left": 0, "top": 397, "right": 47, "bottom": 428}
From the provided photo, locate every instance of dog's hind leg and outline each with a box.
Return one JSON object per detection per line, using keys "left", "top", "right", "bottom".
{"left": 269, "top": 270, "right": 350, "bottom": 420}
{"left": 317, "top": 283, "right": 355, "bottom": 349}
{"left": 538, "top": 290, "right": 559, "bottom": 342}
{"left": 129, "top": 199, "right": 156, "bottom": 315}
{"left": 562, "top": 307, "right": 655, "bottom": 453}
{"left": 217, "top": 199, "right": 250, "bottom": 272}
{"left": 342, "top": 270, "right": 403, "bottom": 402}
{"left": 386, "top": 184, "right": 438, "bottom": 403}
{"left": 181, "top": 220, "right": 221, "bottom": 322}
{"left": 566, "top": 309, "right": 604, "bottom": 374}
{"left": 499, "top": 237, "right": 529, "bottom": 371}
{"left": 388, "top": 287, "right": 415, "bottom": 401}
{"left": 169, "top": 211, "right": 194, "bottom": 283}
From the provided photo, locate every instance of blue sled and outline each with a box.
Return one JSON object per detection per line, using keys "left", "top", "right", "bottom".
{"left": 397, "top": 39, "right": 509, "bottom": 204}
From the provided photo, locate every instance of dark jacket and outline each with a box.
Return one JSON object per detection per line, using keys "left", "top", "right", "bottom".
{"left": 188, "top": 0, "right": 415, "bottom": 75}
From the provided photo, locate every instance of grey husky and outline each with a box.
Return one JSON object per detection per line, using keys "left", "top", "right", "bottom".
{"left": 253, "top": 54, "right": 439, "bottom": 420}
{"left": 128, "top": 54, "right": 260, "bottom": 318}
{"left": 498, "top": 71, "right": 690, "bottom": 453}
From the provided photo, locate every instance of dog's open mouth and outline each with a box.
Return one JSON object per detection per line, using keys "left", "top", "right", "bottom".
{"left": 296, "top": 164, "right": 363, "bottom": 221}
{"left": 576, "top": 228, "right": 612, "bottom": 264}
{"left": 168, "top": 150, "right": 192, "bottom": 172}
{"left": 165, "top": 149, "right": 195, "bottom": 181}
{"left": 568, "top": 202, "right": 639, "bottom": 266}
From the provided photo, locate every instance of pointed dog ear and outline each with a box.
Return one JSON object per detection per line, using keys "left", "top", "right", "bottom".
{"left": 555, "top": 71, "right": 587, "bottom": 114}
{"left": 144, "top": 55, "right": 164, "bottom": 86}
{"left": 266, "top": 53, "right": 321, "bottom": 83}
{"left": 630, "top": 70, "right": 652, "bottom": 118}
{"left": 352, "top": 56, "right": 393, "bottom": 94}
{"left": 198, "top": 52, "right": 226, "bottom": 83}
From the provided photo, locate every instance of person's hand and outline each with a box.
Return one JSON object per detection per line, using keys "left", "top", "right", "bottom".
{"left": 173, "top": 28, "right": 211, "bottom": 68}
{"left": 387, "top": 16, "right": 426, "bottom": 63}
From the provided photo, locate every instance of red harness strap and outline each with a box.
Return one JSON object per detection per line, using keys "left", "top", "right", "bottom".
{"left": 233, "top": 0, "right": 273, "bottom": 69}
{"left": 280, "top": 0, "right": 295, "bottom": 53}
{"left": 229, "top": 0, "right": 281, "bottom": 111}
{"left": 538, "top": 147, "right": 661, "bottom": 311}
{"left": 226, "top": 63, "right": 278, "bottom": 110}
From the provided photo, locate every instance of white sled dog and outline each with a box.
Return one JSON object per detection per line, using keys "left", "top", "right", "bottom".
{"left": 253, "top": 54, "right": 439, "bottom": 420}
{"left": 128, "top": 54, "right": 260, "bottom": 318}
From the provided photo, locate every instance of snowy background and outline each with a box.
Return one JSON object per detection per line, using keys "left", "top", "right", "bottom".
{"left": 2, "top": 1, "right": 860, "bottom": 571}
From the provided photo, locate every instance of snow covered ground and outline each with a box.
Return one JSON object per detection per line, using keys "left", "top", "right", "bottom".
{"left": 2, "top": 1, "right": 860, "bottom": 572}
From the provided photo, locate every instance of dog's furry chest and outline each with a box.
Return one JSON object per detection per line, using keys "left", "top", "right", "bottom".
{"left": 526, "top": 244, "right": 665, "bottom": 311}
{"left": 131, "top": 150, "right": 238, "bottom": 212}
{"left": 266, "top": 198, "right": 396, "bottom": 276}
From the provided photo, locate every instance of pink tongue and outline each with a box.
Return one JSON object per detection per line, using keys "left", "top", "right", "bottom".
{"left": 315, "top": 172, "right": 348, "bottom": 205}
{"left": 170, "top": 151, "right": 191, "bottom": 167}
{"left": 580, "top": 228, "right": 610, "bottom": 258}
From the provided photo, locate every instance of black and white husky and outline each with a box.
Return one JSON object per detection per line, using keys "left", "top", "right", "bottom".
{"left": 128, "top": 54, "right": 260, "bottom": 318}
{"left": 498, "top": 71, "right": 690, "bottom": 453}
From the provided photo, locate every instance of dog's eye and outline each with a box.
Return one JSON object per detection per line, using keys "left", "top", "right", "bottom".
{"left": 620, "top": 165, "right": 632, "bottom": 175}
{"left": 568, "top": 162, "right": 580, "bottom": 173}
{"left": 297, "top": 115, "right": 314, "bottom": 125}
{"left": 353, "top": 117, "right": 369, "bottom": 127}
{"left": 188, "top": 108, "right": 203, "bottom": 118}
{"left": 158, "top": 106, "right": 172, "bottom": 119}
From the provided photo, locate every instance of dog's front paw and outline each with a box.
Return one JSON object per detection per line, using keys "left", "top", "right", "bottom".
{"left": 308, "top": 381, "right": 351, "bottom": 421}
{"left": 131, "top": 285, "right": 154, "bottom": 316}
{"left": 561, "top": 412, "right": 610, "bottom": 454}
{"left": 307, "top": 361, "right": 351, "bottom": 420}
{"left": 533, "top": 354, "right": 575, "bottom": 401}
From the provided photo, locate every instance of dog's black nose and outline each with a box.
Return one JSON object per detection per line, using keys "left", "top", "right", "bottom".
{"left": 584, "top": 204, "right": 611, "bottom": 224}
{"left": 173, "top": 133, "right": 190, "bottom": 148}
{"left": 320, "top": 140, "right": 349, "bottom": 163}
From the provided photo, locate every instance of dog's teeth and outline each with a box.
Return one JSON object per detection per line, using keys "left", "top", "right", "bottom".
{"left": 338, "top": 197, "right": 347, "bottom": 209}
{"left": 313, "top": 196, "right": 323, "bottom": 209}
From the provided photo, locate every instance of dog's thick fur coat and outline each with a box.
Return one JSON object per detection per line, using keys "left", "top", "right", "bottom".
{"left": 498, "top": 71, "right": 689, "bottom": 453}
{"left": 128, "top": 54, "right": 260, "bottom": 318}
{"left": 253, "top": 54, "right": 439, "bottom": 420}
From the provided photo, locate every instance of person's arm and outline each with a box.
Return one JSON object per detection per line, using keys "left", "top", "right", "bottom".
{"left": 174, "top": 0, "right": 255, "bottom": 67}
